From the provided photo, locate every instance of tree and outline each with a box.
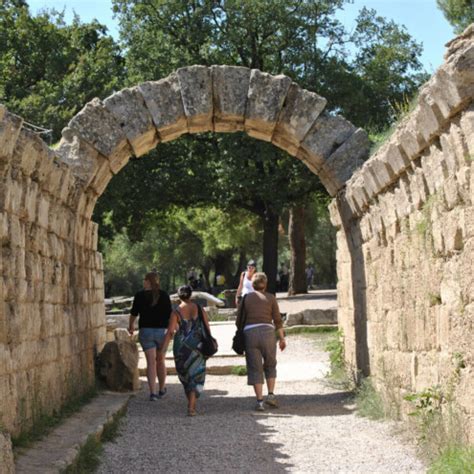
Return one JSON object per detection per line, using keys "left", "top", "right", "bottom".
{"left": 0, "top": 1, "right": 124, "bottom": 141}
{"left": 437, "top": 0, "right": 474, "bottom": 34}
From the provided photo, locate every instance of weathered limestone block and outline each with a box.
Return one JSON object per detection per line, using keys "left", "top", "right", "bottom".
{"left": 67, "top": 98, "right": 132, "bottom": 174}
{"left": 445, "top": 38, "right": 474, "bottom": 97}
{"left": 413, "top": 99, "right": 444, "bottom": 144}
{"left": 320, "top": 129, "right": 370, "bottom": 195}
{"left": 138, "top": 73, "right": 188, "bottom": 142}
{"left": 381, "top": 143, "right": 411, "bottom": 178}
{"left": 10, "top": 129, "right": 40, "bottom": 177}
{"left": 328, "top": 199, "right": 341, "bottom": 228}
{"left": 36, "top": 195, "right": 49, "bottom": 229}
{"left": 177, "top": 65, "right": 213, "bottom": 133}
{"left": 0, "top": 107, "right": 23, "bottom": 165}
{"left": 396, "top": 122, "right": 426, "bottom": 160}
{"left": 0, "top": 431, "right": 14, "bottom": 474}
{"left": 298, "top": 114, "right": 356, "bottom": 173}
{"left": 272, "top": 83, "right": 326, "bottom": 156}
{"left": 459, "top": 104, "right": 474, "bottom": 157}
{"left": 99, "top": 340, "right": 139, "bottom": 391}
{"left": 104, "top": 87, "right": 159, "bottom": 157}
{"left": 212, "top": 65, "right": 251, "bottom": 132}
{"left": 56, "top": 127, "right": 105, "bottom": 187}
{"left": 244, "top": 70, "right": 292, "bottom": 141}
{"left": 114, "top": 328, "right": 130, "bottom": 341}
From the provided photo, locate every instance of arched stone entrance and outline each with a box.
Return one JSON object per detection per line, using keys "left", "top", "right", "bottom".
{"left": 0, "top": 65, "right": 369, "bottom": 436}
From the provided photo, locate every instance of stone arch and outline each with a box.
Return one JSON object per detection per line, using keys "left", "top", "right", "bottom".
{"left": 0, "top": 65, "right": 369, "bottom": 437}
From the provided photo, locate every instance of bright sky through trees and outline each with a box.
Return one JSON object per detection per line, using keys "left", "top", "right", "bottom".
{"left": 28, "top": 0, "right": 455, "bottom": 72}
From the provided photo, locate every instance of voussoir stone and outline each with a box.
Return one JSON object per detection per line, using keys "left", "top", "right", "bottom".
{"left": 212, "top": 65, "right": 251, "bottom": 132}
{"left": 320, "top": 128, "right": 370, "bottom": 196}
{"left": 138, "top": 73, "right": 188, "bottom": 142}
{"left": 244, "top": 70, "right": 292, "bottom": 141}
{"left": 67, "top": 98, "right": 132, "bottom": 174}
{"left": 177, "top": 65, "right": 213, "bottom": 133}
{"left": 272, "top": 83, "right": 327, "bottom": 156}
{"left": 104, "top": 87, "right": 159, "bottom": 157}
{"left": 297, "top": 114, "right": 356, "bottom": 173}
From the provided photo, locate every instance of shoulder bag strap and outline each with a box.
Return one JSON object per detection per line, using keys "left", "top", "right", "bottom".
{"left": 238, "top": 294, "right": 248, "bottom": 330}
{"left": 197, "top": 304, "right": 211, "bottom": 338}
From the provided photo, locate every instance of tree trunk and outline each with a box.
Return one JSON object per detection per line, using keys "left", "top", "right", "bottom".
{"left": 288, "top": 205, "right": 307, "bottom": 295}
{"left": 262, "top": 210, "right": 279, "bottom": 294}
{"left": 232, "top": 251, "right": 246, "bottom": 288}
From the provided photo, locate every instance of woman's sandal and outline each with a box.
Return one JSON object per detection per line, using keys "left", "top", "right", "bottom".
{"left": 187, "top": 409, "right": 196, "bottom": 417}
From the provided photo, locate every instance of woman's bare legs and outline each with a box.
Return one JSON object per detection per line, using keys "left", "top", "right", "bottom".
{"left": 156, "top": 350, "right": 166, "bottom": 392}
{"left": 187, "top": 391, "right": 197, "bottom": 414}
{"left": 144, "top": 348, "right": 157, "bottom": 394}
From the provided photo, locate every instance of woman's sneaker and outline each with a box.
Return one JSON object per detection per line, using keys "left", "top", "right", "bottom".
{"left": 255, "top": 400, "right": 265, "bottom": 412}
{"left": 158, "top": 388, "right": 167, "bottom": 398}
{"left": 265, "top": 394, "right": 279, "bottom": 408}
{"left": 149, "top": 393, "right": 159, "bottom": 401}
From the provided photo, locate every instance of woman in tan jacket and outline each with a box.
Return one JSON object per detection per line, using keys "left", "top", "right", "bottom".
{"left": 236, "top": 272, "right": 286, "bottom": 411}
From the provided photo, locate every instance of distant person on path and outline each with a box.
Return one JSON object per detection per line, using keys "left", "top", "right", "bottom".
{"left": 279, "top": 263, "right": 289, "bottom": 292}
{"left": 306, "top": 264, "right": 315, "bottom": 290}
{"left": 161, "top": 285, "right": 213, "bottom": 416}
{"left": 235, "top": 259, "right": 257, "bottom": 305}
{"left": 236, "top": 272, "right": 286, "bottom": 411}
{"left": 129, "top": 272, "right": 172, "bottom": 401}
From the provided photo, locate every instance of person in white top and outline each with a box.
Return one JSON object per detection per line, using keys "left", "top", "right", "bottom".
{"left": 235, "top": 259, "right": 257, "bottom": 305}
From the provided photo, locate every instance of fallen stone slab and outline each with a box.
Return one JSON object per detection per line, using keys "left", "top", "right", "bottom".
{"left": 285, "top": 308, "right": 337, "bottom": 326}
{"left": 15, "top": 392, "right": 131, "bottom": 474}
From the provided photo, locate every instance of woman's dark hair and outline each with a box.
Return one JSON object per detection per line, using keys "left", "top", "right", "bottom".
{"left": 177, "top": 285, "right": 192, "bottom": 301}
{"left": 145, "top": 272, "right": 160, "bottom": 305}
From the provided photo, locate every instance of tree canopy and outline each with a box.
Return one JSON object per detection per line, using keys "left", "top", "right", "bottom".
{"left": 437, "top": 0, "right": 474, "bottom": 34}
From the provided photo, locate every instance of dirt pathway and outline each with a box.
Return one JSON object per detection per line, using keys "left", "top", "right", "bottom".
{"left": 98, "top": 335, "right": 425, "bottom": 473}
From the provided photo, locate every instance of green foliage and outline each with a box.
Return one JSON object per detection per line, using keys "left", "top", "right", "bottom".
{"left": 62, "top": 434, "right": 103, "bottom": 474}
{"left": 12, "top": 386, "right": 97, "bottom": 449}
{"left": 437, "top": 0, "right": 474, "bottom": 34}
{"left": 0, "top": 1, "right": 124, "bottom": 141}
{"left": 428, "top": 446, "right": 474, "bottom": 474}
{"left": 324, "top": 329, "right": 347, "bottom": 381}
{"left": 284, "top": 325, "right": 338, "bottom": 336}
{"left": 230, "top": 365, "right": 247, "bottom": 376}
{"left": 355, "top": 377, "right": 385, "bottom": 420}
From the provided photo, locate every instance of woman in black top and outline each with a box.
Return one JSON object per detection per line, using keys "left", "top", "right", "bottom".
{"left": 128, "top": 272, "right": 172, "bottom": 401}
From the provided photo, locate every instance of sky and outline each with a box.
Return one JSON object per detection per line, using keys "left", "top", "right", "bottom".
{"left": 28, "top": 0, "right": 456, "bottom": 74}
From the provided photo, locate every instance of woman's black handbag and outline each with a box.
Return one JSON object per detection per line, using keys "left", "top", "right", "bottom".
{"left": 232, "top": 295, "right": 247, "bottom": 355}
{"left": 197, "top": 305, "right": 218, "bottom": 358}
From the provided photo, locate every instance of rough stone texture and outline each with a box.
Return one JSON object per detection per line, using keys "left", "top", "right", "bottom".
{"left": 212, "top": 65, "right": 251, "bottom": 132}
{"left": 99, "top": 340, "right": 140, "bottom": 391}
{"left": 66, "top": 98, "right": 132, "bottom": 174}
{"left": 244, "top": 70, "right": 292, "bottom": 141}
{"left": 334, "top": 27, "right": 474, "bottom": 443}
{"left": 272, "top": 83, "right": 327, "bottom": 156}
{"left": 104, "top": 87, "right": 159, "bottom": 157}
{"left": 177, "top": 65, "right": 213, "bottom": 133}
{"left": 138, "top": 74, "right": 188, "bottom": 142}
{"left": 297, "top": 114, "right": 356, "bottom": 177}
{"left": 285, "top": 308, "right": 337, "bottom": 326}
{"left": 0, "top": 431, "right": 14, "bottom": 474}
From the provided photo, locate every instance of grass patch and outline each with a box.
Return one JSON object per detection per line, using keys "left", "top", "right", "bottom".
{"left": 285, "top": 325, "right": 337, "bottom": 336}
{"left": 230, "top": 365, "right": 247, "bottom": 376}
{"left": 12, "top": 387, "right": 98, "bottom": 449}
{"left": 355, "top": 378, "right": 385, "bottom": 420}
{"left": 324, "top": 329, "right": 353, "bottom": 388}
{"left": 62, "top": 434, "right": 102, "bottom": 474}
{"left": 428, "top": 446, "right": 474, "bottom": 474}
{"left": 208, "top": 314, "right": 232, "bottom": 322}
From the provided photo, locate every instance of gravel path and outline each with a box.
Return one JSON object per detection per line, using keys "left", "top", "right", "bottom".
{"left": 98, "top": 335, "right": 425, "bottom": 474}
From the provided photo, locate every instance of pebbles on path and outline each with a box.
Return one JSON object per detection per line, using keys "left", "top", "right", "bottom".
{"left": 98, "top": 336, "right": 425, "bottom": 474}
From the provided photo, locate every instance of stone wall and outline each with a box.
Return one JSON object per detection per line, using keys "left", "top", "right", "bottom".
{"left": 0, "top": 67, "right": 369, "bottom": 438}
{"left": 332, "top": 27, "right": 474, "bottom": 441}
{"left": 0, "top": 109, "right": 106, "bottom": 436}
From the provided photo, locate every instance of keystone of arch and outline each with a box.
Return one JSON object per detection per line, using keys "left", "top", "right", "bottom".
{"left": 56, "top": 65, "right": 369, "bottom": 200}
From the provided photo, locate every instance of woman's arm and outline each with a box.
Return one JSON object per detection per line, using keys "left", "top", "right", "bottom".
{"left": 201, "top": 306, "right": 212, "bottom": 335}
{"left": 235, "top": 271, "right": 245, "bottom": 304}
{"left": 160, "top": 312, "right": 178, "bottom": 352}
{"left": 128, "top": 293, "right": 140, "bottom": 335}
{"left": 271, "top": 296, "right": 286, "bottom": 351}
{"left": 128, "top": 315, "right": 138, "bottom": 336}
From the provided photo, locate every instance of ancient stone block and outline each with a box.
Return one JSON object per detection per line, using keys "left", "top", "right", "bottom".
{"left": 138, "top": 73, "right": 188, "bottom": 142}
{"left": 177, "top": 65, "right": 213, "bottom": 133}
{"left": 320, "top": 129, "right": 370, "bottom": 194}
{"left": 459, "top": 105, "right": 474, "bottom": 158}
{"left": 396, "top": 123, "right": 426, "bottom": 160}
{"left": 272, "top": 83, "right": 326, "bottom": 156}
{"left": 382, "top": 143, "right": 411, "bottom": 178}
{"left": 413, "top": 99, "right": 443, "bottom": 144}
{"left": 99, "top": 340, "right": 139, "bottom": 391}
{"left": 212, "top": 65, "right": 251, "bottom": 132}
{"left": 104, "top": 87, "right": 159, "bottom": 157}
{"left": 0, "top": 431, "right": 14, "bottom": 474}
{"left": 0, "top": 108, "right": 23, "bottom": 163}
{"left": 244, "top": 70, "right": 292, "bottom": 141}
{"left": 298, "top": 114, "right": 356, "bottom": 173}
{"left": 67, "top": 98, "right": 132, "bottom": 174}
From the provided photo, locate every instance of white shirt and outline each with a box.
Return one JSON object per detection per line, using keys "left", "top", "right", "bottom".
{"left": 241, "top": 272, "right": 255, "bottom": 297}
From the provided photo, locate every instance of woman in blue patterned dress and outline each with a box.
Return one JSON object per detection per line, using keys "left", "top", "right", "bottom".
{"left": 161, "top": 285, "right": 212, "bottom": 416}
